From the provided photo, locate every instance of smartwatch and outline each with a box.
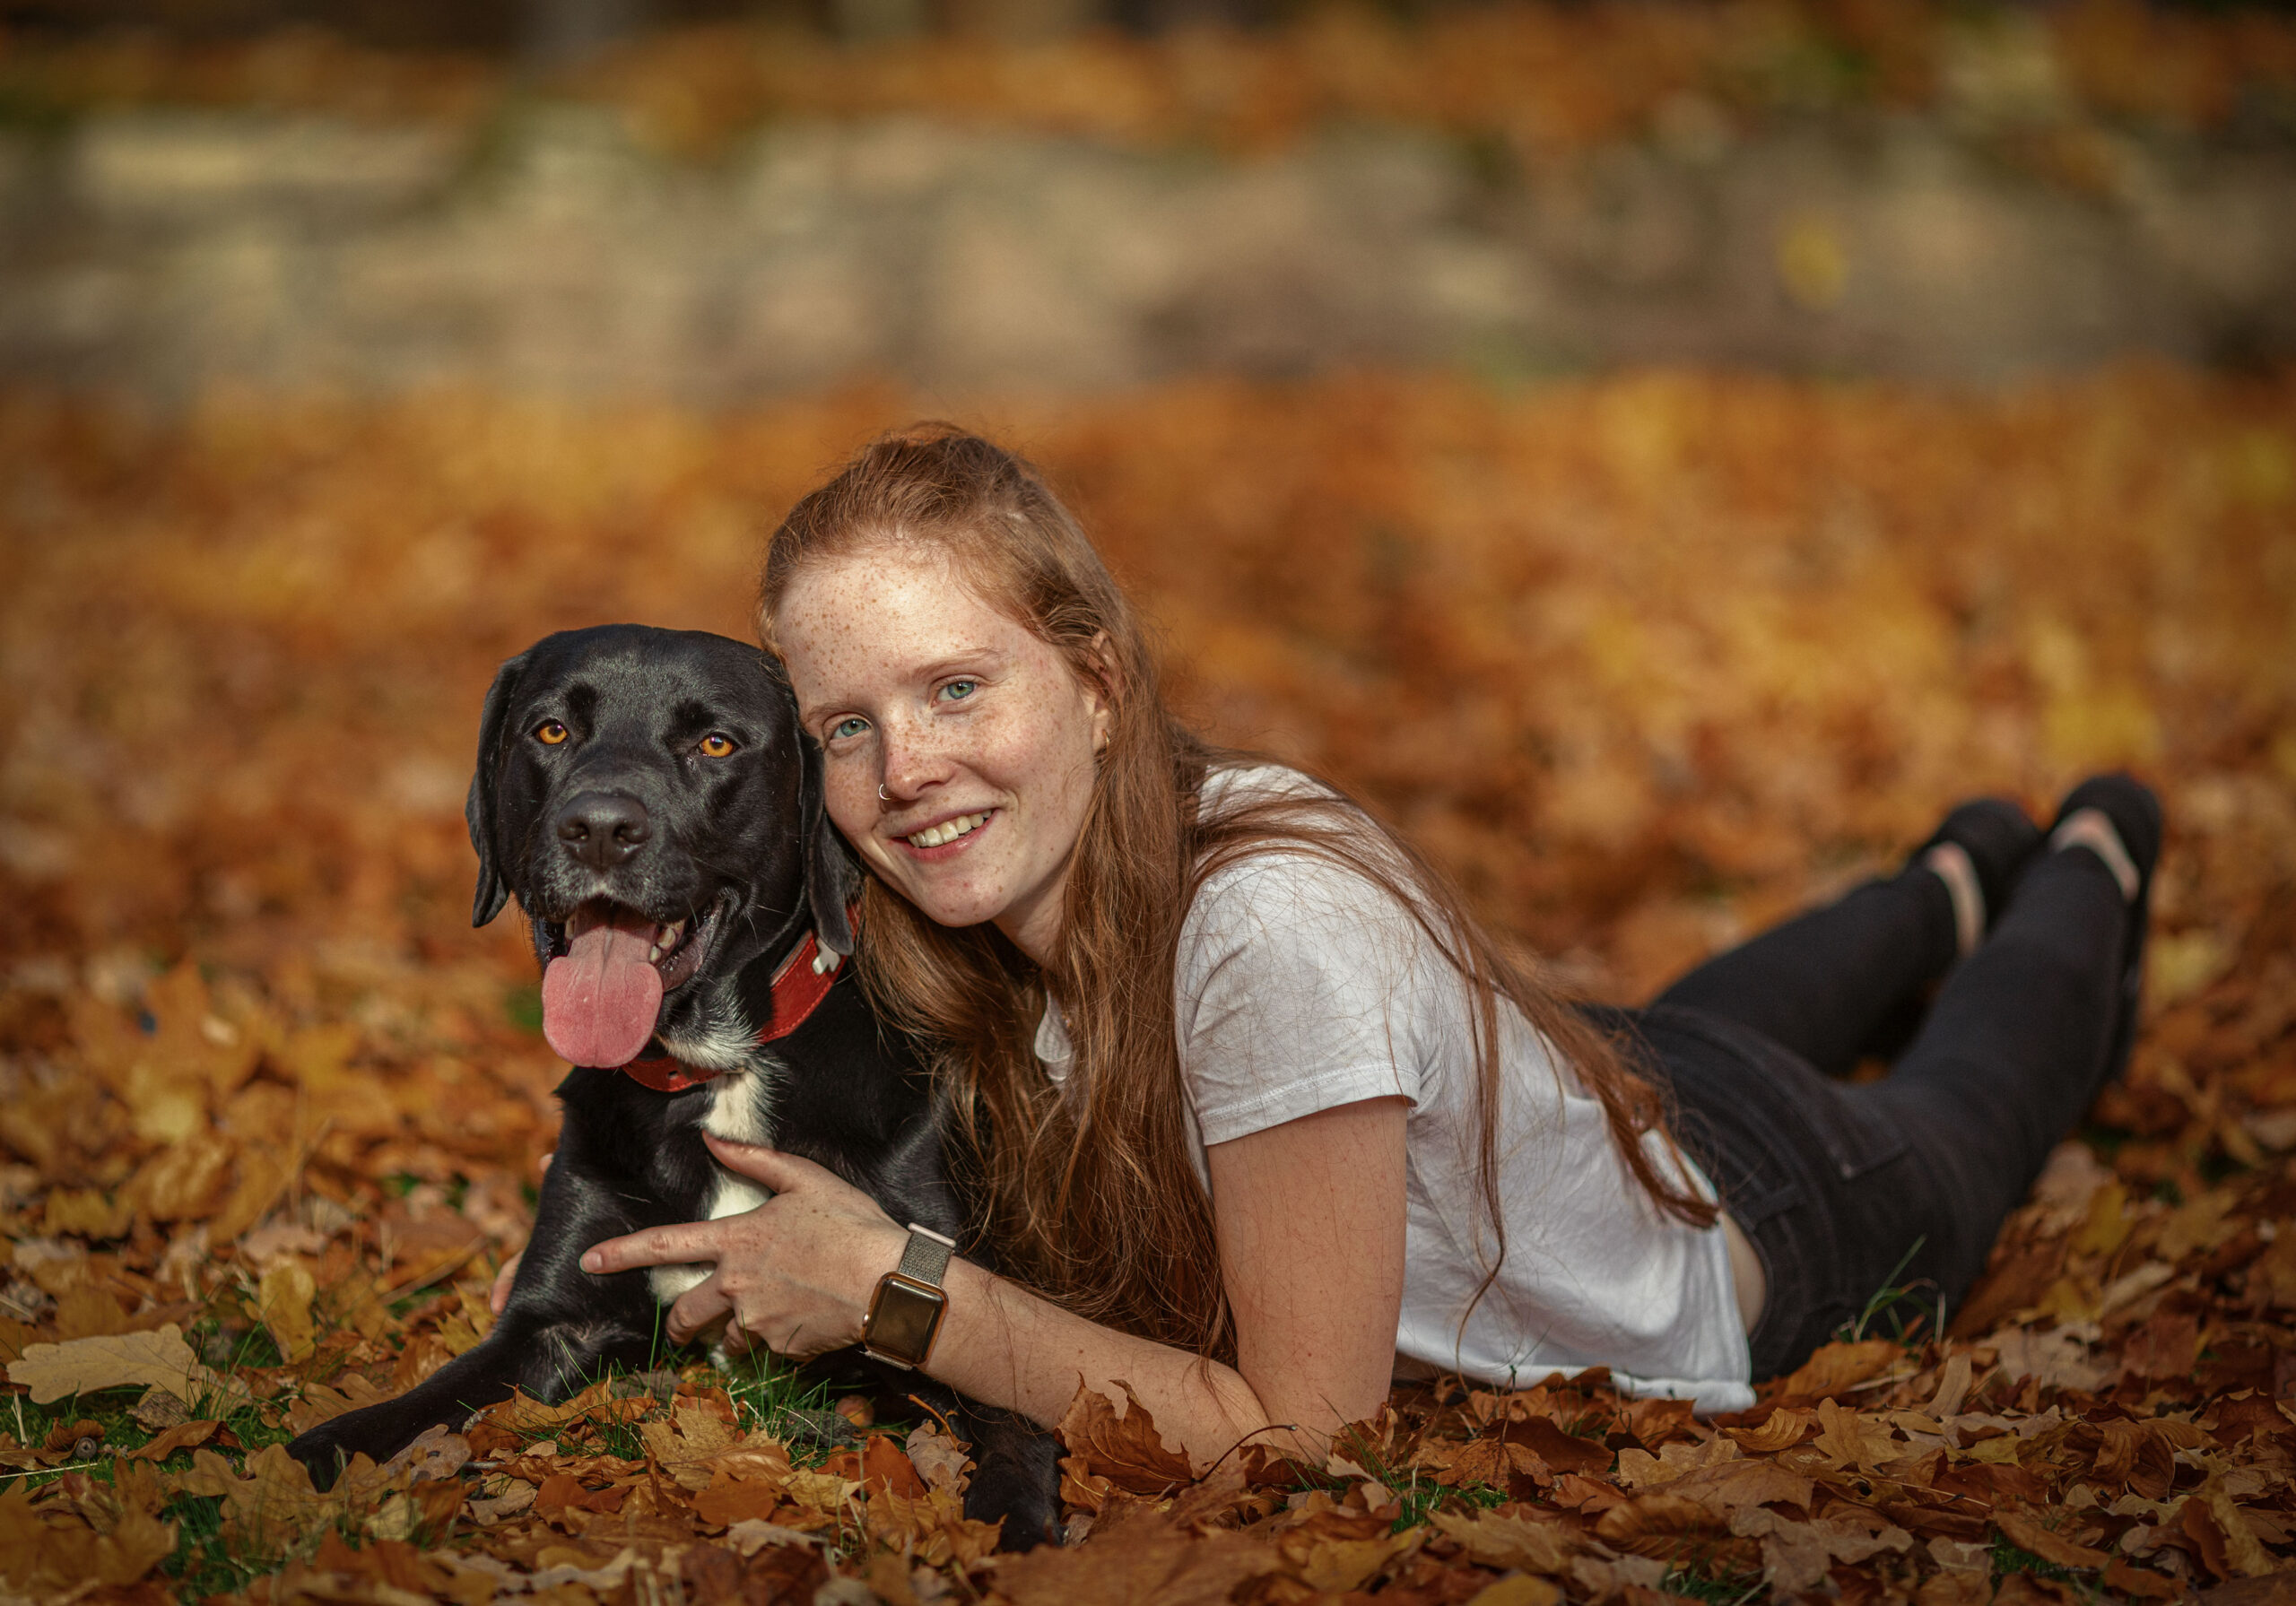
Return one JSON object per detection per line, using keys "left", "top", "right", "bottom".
{"left": 861, "top": 1224, "right": 957, "bottom": 1369}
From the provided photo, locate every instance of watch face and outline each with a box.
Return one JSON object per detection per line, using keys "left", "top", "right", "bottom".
{"left": 868, "top": 1277, "right": 945, "bottom": 1362}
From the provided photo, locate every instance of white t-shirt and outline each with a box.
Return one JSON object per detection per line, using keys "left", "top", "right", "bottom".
{"left": 1034, "top": 765, "right": 1753, "bottom": 1414}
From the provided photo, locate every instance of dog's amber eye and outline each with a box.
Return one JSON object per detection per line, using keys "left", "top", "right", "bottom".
{"left": 698, "top": 734, "right": 737, "bottom": 758}
{"left": 535, "top": 720, "right": 570, "bottom": 745}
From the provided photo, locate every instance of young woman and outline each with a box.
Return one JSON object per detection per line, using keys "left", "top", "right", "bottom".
{"left": 575, "top": 425, "right": 2160, "bottom": 1464}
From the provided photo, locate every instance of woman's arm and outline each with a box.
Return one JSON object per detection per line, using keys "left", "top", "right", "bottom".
{"left": 577, "top": 1095, "right": 1408, "bottom": 1469}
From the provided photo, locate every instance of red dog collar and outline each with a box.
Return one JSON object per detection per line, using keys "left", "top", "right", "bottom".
{"left": 617, "top": 923, "right": 851, "bottom": 1093}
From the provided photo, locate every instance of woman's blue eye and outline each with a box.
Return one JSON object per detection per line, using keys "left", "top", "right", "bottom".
{"left": 940, "top": 680, "right": 978, "bottom": 702}
{"left": 830, "top": 716, "right": 868, "bottom": 740}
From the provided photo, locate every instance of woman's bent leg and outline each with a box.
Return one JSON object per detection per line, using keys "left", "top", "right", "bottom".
{"left": 1859, "top": 847, "right": 2129, "bottom": 1303}
{"left": 1651, "top": 870, "right": 1961, "bottom": 1079}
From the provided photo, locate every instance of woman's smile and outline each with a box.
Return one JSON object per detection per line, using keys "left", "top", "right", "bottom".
{"left": 777, "top": 549, "right": 1110, "bottom": 963}
{"left": 894, "top": 806, "right": 997, "bottom": 856}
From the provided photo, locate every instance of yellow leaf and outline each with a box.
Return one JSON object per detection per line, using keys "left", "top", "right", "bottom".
{"left": 1466, "top": 1578, "right": 1561, "bottom": 1606}
{"left": 258, "top": 1260, "right": 317, "bottom": 1362}
{"left": 781, "top": 1469, "right": 859, "bottom": 1512}
{"left": 41, "top": 1188, "right": 133, "bottom": 1240}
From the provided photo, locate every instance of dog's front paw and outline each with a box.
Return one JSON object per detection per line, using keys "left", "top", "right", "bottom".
{"left": 286, "top": 1403, "right": 432, "bottom": 1492}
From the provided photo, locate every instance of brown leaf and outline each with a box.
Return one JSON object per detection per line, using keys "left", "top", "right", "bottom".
{"left": 905, "top": 1422, "right": 970, "bottom": 1498}
{"left": 2182, "top": 1479, "right": 2278, "bottom": 1580}
{"left": 996, "top": 1506, "right": 1274, "bottom": 1606}
{"left": 1993, "top": 1508, "right": 2109, "bottom": 1569}
{"left": 1729, "top": 1508, "right": 1913, "bottom": 1593}
{"left": 2101, "top": 1558, "right": 2187, "bottom": 1600}
{"left": 1812, "top": 1397, "right": 1901, "bottom": 1471}
{"left": 1056, "top": 1384, "right": 1195, "bottom": 1510}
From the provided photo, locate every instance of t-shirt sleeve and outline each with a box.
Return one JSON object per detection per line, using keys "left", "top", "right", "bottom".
{"left": 1177, "top": 853, "right": 1441, "bottom": 1148}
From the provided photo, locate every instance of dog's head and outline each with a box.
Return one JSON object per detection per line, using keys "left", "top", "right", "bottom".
{"left": 466, "top": 624, "right": 860, "bottom": 1070}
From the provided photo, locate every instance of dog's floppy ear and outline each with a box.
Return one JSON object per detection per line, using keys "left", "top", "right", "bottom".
{"left": 465, "top": 650, "right": 528, "bottom": 928}
{"left": 799, "top": 727, "right": 863, "bottom": 956}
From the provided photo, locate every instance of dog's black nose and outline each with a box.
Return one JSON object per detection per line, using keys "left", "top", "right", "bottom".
{"left": 556, "top": 792, "right": 651, "bottom": 870}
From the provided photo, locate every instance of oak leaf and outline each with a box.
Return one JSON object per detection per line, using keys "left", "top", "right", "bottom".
{"left": 906, "top": 1421, "right": 970, "bottom": 1497}
{"left": 6, "top": 1324, "right": 226, "bottom": 1406}
{"left": 1427, "top": 1506, "right": 1579, "bottom": 1574}
{"left": 1728, "top": 1508, "right": 1912, "bottom": 1592}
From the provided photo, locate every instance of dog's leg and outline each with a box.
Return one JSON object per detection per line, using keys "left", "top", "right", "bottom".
{"left": 946, "top": 1395, "right": 1064, "bottom": 1551}
{"left": 287, "top": 1155, "right": 671, "bottom": 1489}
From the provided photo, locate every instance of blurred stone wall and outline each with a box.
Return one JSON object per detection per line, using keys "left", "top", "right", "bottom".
{"left": 1, "top": 102, "right": 2291, "bottom": 399}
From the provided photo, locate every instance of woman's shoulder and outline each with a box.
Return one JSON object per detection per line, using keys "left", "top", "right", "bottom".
{"left": 1198, "top": 761, "right": 1338, "bottom": 818}
{"left": 1186, "top": 767, "right": 1422, "bottom": 946}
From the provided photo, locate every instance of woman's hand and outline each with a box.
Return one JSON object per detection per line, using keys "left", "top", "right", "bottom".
{"left": 576, "top": 1135, "right": 909, "bottom": 1357}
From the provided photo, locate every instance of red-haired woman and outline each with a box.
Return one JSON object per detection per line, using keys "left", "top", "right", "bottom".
{"left": 575, "top": 426, "right": 2159, "bottom": 1464}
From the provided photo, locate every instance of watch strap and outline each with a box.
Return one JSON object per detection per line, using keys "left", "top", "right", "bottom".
{"left": 895, "top": 1223, "right": 956, "bottom": 1287}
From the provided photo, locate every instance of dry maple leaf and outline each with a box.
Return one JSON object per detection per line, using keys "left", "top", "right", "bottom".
{"left": 1057, "top": 1383, "right": 1196, "bottom": 1511}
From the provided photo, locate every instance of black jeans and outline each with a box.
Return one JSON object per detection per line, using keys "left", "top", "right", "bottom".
{"left": 1605, "top": 846, "right": 2128, "bottom": 1379}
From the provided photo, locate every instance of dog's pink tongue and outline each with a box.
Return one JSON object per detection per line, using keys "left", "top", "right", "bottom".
{"left": 542, "top": 910, "right": 664, "bottom": 1067}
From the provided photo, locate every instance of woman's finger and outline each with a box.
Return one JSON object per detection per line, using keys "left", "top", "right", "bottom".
{"left": 667, "top": 1274, "right": 733, "bottom": 1346}
{"left": 489, "top": 1250, "right": 523, "bottom": 1315}
{"left": 700, "top": 1137, "right": 844, "bottom": 1193}
{"left": 581, "top": 1221, "right": 724, "bottom": 1274}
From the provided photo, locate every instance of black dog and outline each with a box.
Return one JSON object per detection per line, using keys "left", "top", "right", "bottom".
{"left": 286, "top": 624, "right": 1059, "bottom": 1547}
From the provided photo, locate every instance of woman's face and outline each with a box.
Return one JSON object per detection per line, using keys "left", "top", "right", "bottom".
{"left": 776, "top": 547, "right": 1111, "bottom": 964}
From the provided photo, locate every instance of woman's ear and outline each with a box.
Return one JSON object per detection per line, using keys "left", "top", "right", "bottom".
{"left": 1081, "top": 631, "right": 1119, "bottom": 754}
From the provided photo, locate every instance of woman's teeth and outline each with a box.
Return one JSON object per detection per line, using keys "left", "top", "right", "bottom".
{"left": 648, "top": 917, "right": 689, "bottom": 963}
{"left": 908, "top": 812, "right": 988, "bottom": 849}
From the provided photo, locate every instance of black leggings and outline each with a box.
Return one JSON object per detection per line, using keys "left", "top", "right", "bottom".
{"left": 1616, "top": 844, "right": 2129, "bottom": 1377}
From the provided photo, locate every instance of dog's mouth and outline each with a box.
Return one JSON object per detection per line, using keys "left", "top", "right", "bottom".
{"left": 538, "top": 896, "right": 724, "bottom": 1068}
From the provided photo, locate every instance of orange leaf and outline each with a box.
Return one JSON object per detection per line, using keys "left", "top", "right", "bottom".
{"left": 126, "top": 1419, "right": 221, "bottom": 1463}
{"left": 693, "top": 1476, "right": 785, "bottom": 1530}
{"left": 861, "top": 1432, "right": 926, "bottom": 1498}
{"left": 1773, "top": 1340, "right": 1900, "bottom": 1401}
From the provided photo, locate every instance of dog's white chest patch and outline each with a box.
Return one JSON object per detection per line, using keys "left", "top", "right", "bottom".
{"left": 647, "top": 1072, "right": 778, "bottom": 1306}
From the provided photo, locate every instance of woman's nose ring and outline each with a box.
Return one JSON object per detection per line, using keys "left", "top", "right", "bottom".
{"left": 878, "top": 783, "right": 891, "bottom": 803}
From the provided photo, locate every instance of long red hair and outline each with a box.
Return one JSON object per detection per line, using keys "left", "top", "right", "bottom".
{"left": 758, "top": 423, "right": 1712, "bottom": 1361}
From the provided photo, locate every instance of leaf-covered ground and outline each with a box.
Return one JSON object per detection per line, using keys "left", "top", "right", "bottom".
{"left": 1, "top": 367, "right": 2292, "bottom": 1602}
